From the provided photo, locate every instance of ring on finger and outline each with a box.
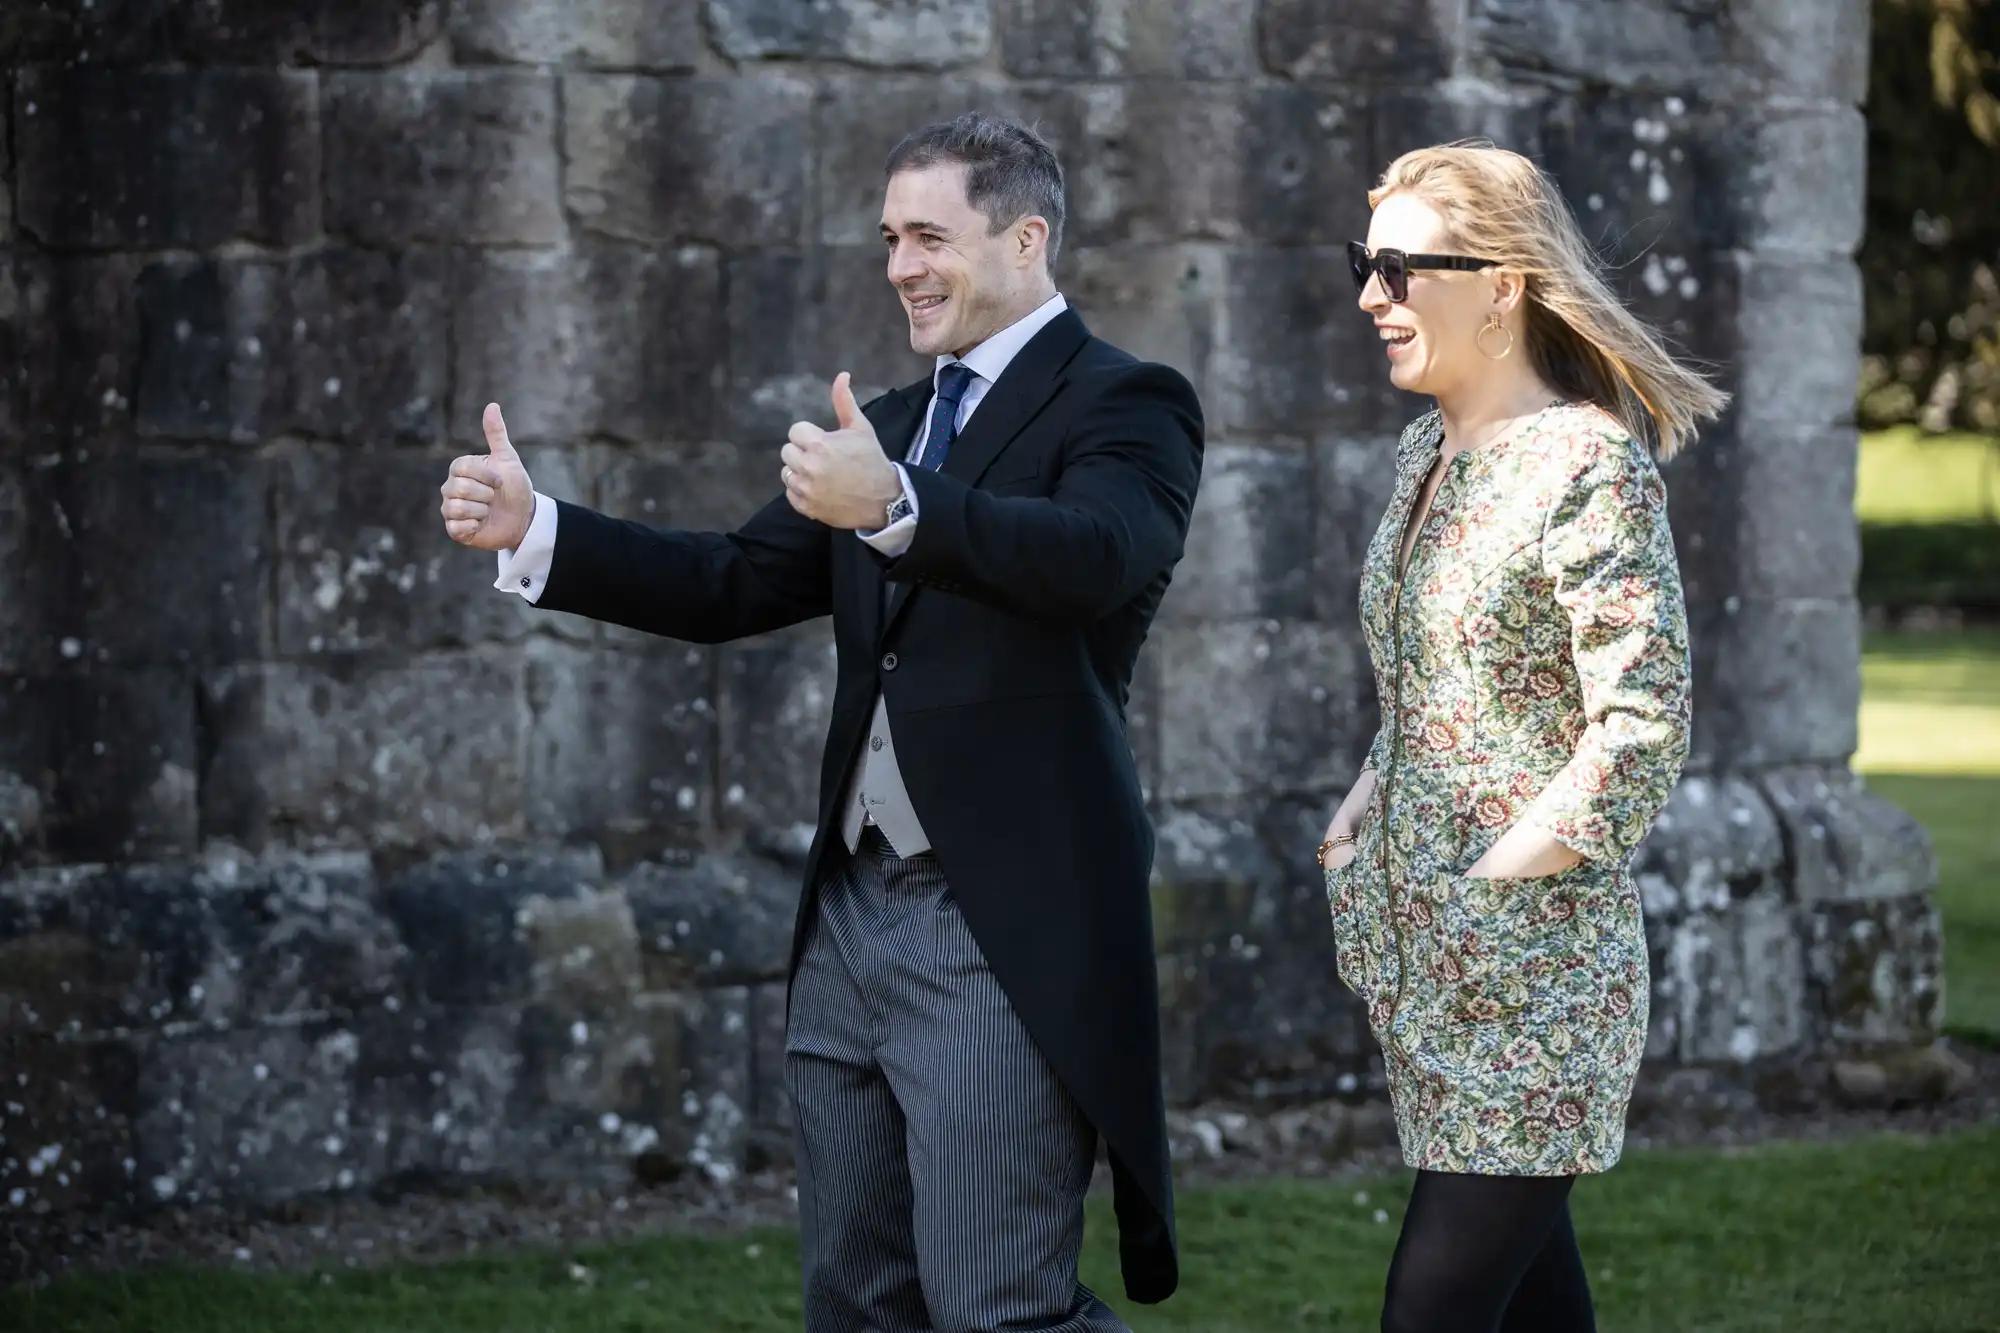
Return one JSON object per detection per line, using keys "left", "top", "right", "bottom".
{"left": 782, "top": 465, "right": 794, "bottom": 486}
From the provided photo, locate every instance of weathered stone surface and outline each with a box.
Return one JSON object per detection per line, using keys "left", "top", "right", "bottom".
{"left": 382, "top": 847, "right": 605, "bottom": 1005}
{"left": 1265, "top": 0, "right": 1456, "bottom": 80}
{"left": 1656, "top": 894, "right": 1807, "bottom": 1064}
{"left": 1631, "top": 773, "right": 1784, "bottom": 920}
{"left": 1688, "top": 597, "right": 1860, "bottom": 768}
{"left": 1473, "top": 0, "right": 1726, "bottom": 90}
{"left": 0, "top": 1032, "right": 143, "bottom": 1217}
{"left": 51, "top": 669, "right": 202, "bottom": 861}
{"left": 14, "top": 70, "right": 319, "bottom": 250}
{"left": 1155, "top": 620, "right": 1368, "bottom": 801}
{"left": 0, "top": 466, "right": 41, "bottom": 675}
{"left": 717, "top": 626, "right": 839, "bottom": 837}
{"left": 522, "top": 641, "right": 717, "bottom": 849}
{"left": 0, "top": 0, "right": 178, "bottom": 65}
{"left": 1214, "top": 247, "right": 1404, "bottom": 435}
{"left": 451, "top": 0, "right": 701, "bottom": 67}
{"left": 132, "top": 249, "right": 449, "bottom": 444}
{"left": 1761, "top": 766, "right": 1937, "bottom": 905}
{"left": 0, "top": 100, "right": 12, "bottom": 245}
{"left": 274, "top": 445, "right": 535, "bottom": 656}
{"left": 709, "top": 0, "right": 992, "bottom": 68}
{"left": 1310, "top": 433, "right": 1401, "bottom": 627}
{"left": 724, "top": 249, "right": 931, "bottom": 442}
{"left": 172, "top": 0, "right": 443, "bottom": 64}
{"left": 998, "top": 0, "right": 1255, "bottom": 78}
{"left": 1371, "top": 84, "right": 1546, "bottom": 168}
{"left": 623, "top": 854, "right": 800, "bottom": 987}
{"left": 0, "top": 257, "right": 19, "bottom": 441}
{"left": 1806, "top": 895, "right": 1944, "bottom": 1048}
{"left": 1065, "top": 244, "right": 1228, "bottom": 412}
{"left": 20, "top": 254, "right": 145, "bottom": 444}
{"left": 325, "top": 72, "right": 562, "bottom": 246}
{"left": 565, "top": 76, "right": 813, "bottom": 247}
{"left": 452, "top": 245, "right": 724, "bottom": 444}
{"left": 1669, "top": 426, "right": 1860, "bottom": 609}
{"left": 1733, "top": 258, "right": 1865, "bottom": 431}
{"left": 1062, "top": 85, "right": 1369, "bottom": 248}
{"left": 1163, "top": 444, "right": 1313, "bottom": 620}
{"left": 200, "top": 655, "right": 528, "bottom": 851}
{"left": 1726, "top": 0, "right": 1870, "bottom": 103}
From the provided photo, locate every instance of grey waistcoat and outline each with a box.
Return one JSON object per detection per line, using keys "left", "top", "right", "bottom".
{"left": 839, "top": 692, "right": 930, "bottom": 855}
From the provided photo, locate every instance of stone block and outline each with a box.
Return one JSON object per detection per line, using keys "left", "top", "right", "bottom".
{"left": 0, "top": 467, "right": 41, "bottom": 675}
{"left": 1062, "top": 85, "right": 1369, "bottom": 249}
{"left": 522, "top": 641, "right": 717, "bottom": 848}
{"left": 1688, "top": 597, "right": 1859, "bottom": 768}
{"left": 273, "top": 444, "right": 538, "bottom": 655}
{"left": 0, "top": 0, "right": 177, "bottom": 65}
{"left": 20, "top": 254, "right": 144, "bottom": 444}
{"left": 14, "top": 70, "right": 319, "bottom": 250}
{"left": 716, "top": 625, "right": 839, "bottom": 836}
{"left": 1310, "top": 433, "right": 1401, "bottom": 627}
{"left": 1370, "top": 84, "right": 1547, "bottom": 168}
{"left": 1213, "top": 247, "right": 1404, "bottom": 435}
{"left": 49, "top": 669, "right": 201, "bottom": 861}
{"left": 708, "top": 0, "right": 991, "bottom": 68}
{"left": 452, "top": 244, "right": 724, "bottom": 444}
{"left": 812, "top": 73, "right": 1033, "bottom": 246}
{"left": 1064, "top": 244, "right": 1229, "bottom": 411}
{"left": 623, "top": 853, "right": 801, "bottom": 987}
{"left": 565, "top": 75, "right": 813, "bottom": 247}
{"left": 746, "top": 981, "right": 792, "bottom": 1144}
{"left": 1126, "top": 637, "right": 1164, "bottom": 807}
{"left": 451, "top": 0, "right": 702, "bottom": 67}
{"left": 1630, "top": 773, "right": 1784, "bottom": 920}
{"left": 31, "top": 446, "right": 269, "bottom": 669}
{"left": 1725, "top": 0, "right": 1870, "bottom": 103}
{"left": 724, "top": 249, "right": 931, "bottom": 442}
{"left": 132, "top": 249, "right": 450, "bottom": 444}
{"left": 1761, "top": 766, "right": 1937, "bottom": 905}
{"left": 0, "top": 682, "right": 56, "bottom": 861}
{"left": 997, "top": 0, "right": 1256, "bottom": 79}
{"left": 1260, "top": 0, "right": 1456, "bottom": 82}
{"left": 1732, "top": 258, "right": 1863, "bottom": 432}
{"left": 1155, "top": 620, "right": 1369, "bottom": 802}
{"left": 0, "top": 1032, "right": 143, "bottom": 1218}
{"left": 325, "top": 72, "right": 562, "bottom": 246}
{"left": 1162, "top": 443, "right": 1313, "bottom": 621}
{"left": 200, "top": 654, "right": 529, "bottom": 851}
{"left": 1668, "top": 425, "right": 1859, "bottom": 609}
{"left": 1472, "top": 0, "right": 1725, "bottom": 90}
{"left": 171, "top": 0, "right": 443, "bottom": 64}
{"left": 381, "top": 847, "right": 605, "bottom": 1006}
{"left": 1806, "top": 895, "right": 1943, "bottom": 1048}
{"left": 1658, "top": 895, "right": 1808, "bottom": 1064}
{"left": 1, "top": 101, "right": 11, "bottom": 244}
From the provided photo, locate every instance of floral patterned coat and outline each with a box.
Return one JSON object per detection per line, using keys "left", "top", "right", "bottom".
{"left": 1326, "top": 403, "right": 1691, "bottom": 1176}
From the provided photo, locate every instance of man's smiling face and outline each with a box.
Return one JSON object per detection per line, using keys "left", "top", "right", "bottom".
{"left": 880, "top": 163, "right": 1027, "bottom": 359}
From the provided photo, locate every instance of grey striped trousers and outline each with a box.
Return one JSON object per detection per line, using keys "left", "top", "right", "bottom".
{"left": 786, "top": 831, "right": 1129, "bottom": 1332}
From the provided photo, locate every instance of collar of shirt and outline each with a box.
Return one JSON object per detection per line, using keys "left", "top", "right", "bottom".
{"left": 934, "top": 291, "right": 1069, "bottom": 397}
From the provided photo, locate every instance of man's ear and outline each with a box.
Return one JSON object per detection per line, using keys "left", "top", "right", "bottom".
{"left": 1014, "top": 215, "right": 1050, "bottom": 267}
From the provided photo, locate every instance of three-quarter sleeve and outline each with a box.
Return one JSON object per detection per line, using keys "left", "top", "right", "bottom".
{"left": 1521, "top": 435, "right": 1692, "bottom": 863}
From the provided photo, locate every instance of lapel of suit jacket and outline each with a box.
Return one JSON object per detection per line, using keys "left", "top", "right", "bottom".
{"left": 855, "top": 381, "right": 930, "bottom": 646}
{"left": 881, "top": 309, "right": 1092, "bottom": 630}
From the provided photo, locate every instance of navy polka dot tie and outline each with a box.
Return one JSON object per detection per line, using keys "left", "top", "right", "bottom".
{"left": 915, "top": 362, "right": 977, "bottom": 471}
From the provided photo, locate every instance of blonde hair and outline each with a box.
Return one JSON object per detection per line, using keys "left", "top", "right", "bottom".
{"left": 1368, "top": 142, "right": 1729, "bottom": 459}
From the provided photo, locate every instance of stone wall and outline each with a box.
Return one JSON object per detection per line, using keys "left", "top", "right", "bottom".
{"left": 0, "top": 0, "right": 1940, "bottom": 1232}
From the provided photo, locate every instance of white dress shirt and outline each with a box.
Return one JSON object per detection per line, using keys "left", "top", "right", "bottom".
{"left": 495, "top": 292, "right": 1070, "bottom": 602}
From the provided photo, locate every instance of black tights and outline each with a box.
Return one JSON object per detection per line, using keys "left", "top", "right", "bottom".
{"left": 1380, "top": 1171, "right": 1596, "bottom": 1333}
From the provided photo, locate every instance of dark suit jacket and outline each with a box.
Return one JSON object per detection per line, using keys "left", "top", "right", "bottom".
{"left": 533, "top": 308, "right": 1204, "bottom": 1303}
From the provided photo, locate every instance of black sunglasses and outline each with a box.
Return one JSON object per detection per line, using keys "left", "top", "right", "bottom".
{"left": 1347, "top": 242, "right": 1499, "bottom": 303}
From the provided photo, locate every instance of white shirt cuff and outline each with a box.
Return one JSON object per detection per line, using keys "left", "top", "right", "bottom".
{"left": 494, "top": 492, "right": 557, "bottom": 603}
{"left": 857, "top": 463, "right": 918, "bottom": 558}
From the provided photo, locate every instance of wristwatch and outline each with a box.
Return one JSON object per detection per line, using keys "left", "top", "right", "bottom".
{"left": 884, "top": 491, "right": 914, "bottom": 526}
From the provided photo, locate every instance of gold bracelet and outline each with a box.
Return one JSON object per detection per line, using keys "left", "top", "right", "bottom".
{"left": 1317, "top": 832, "right": 1356, "bottom": 863}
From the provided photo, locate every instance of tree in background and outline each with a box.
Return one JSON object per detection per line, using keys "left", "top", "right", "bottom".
{"left": 1861, "top": 0, "right": 2000, "bottom": 433}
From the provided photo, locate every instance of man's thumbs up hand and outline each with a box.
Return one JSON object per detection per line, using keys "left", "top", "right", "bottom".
{"left": 441, "top": 403, "right": 536, "bottom": 551}
{"left": 782, "top": 373, "right": 901, "bottom": 531}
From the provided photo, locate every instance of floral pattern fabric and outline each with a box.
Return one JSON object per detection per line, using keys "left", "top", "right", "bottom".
{"left": 1327, "top": 404, "right": 1691, "bottom": 1176}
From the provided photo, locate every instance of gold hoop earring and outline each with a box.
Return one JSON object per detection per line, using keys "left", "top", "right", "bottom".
{"left": 1477, "top": 313, "right": 1514, "bottom": 360}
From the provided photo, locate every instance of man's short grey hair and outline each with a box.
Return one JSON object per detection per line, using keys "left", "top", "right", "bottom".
{"left": 885, "top": 112, "right": 1067, "bottom": 270}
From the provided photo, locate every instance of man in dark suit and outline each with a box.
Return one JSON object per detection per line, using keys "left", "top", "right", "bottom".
{"left": 439, "top": 113, "right": 1203, "bottom": 1331}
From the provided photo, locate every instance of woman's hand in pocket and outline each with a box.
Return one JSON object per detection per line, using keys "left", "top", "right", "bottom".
{"left": 1320, "top": 769, "right": 1377, "bottom": 871}
{"left": 1465, "top": 819, "right": 1585, "bottom": 879}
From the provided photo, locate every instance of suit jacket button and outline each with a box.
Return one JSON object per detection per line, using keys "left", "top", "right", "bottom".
{"left": 881, "top": 652, "right": 898, "bottom": 672}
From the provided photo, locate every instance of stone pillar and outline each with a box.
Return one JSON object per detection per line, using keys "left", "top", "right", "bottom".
{"left": 0, "top": 0, "right": 1938, "bottom": 1234}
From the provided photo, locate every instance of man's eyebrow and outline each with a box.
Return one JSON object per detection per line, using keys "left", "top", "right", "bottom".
{"left": 881, "top": 219, "right": 949, "bottom": 235}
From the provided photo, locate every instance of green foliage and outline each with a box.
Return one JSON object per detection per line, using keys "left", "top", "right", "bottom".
{"left": 1861, "top": 1, "right": 2000, "bottom": 432}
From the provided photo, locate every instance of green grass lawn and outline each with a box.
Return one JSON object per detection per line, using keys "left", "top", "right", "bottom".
{"left": 9, "top": 1126, "right": 1997, "bottom": 1333}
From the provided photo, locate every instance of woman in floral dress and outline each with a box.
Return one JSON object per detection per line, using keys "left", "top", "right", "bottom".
{"left": 1319, "top": 144, "right": 1727, "bottom": 1332}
